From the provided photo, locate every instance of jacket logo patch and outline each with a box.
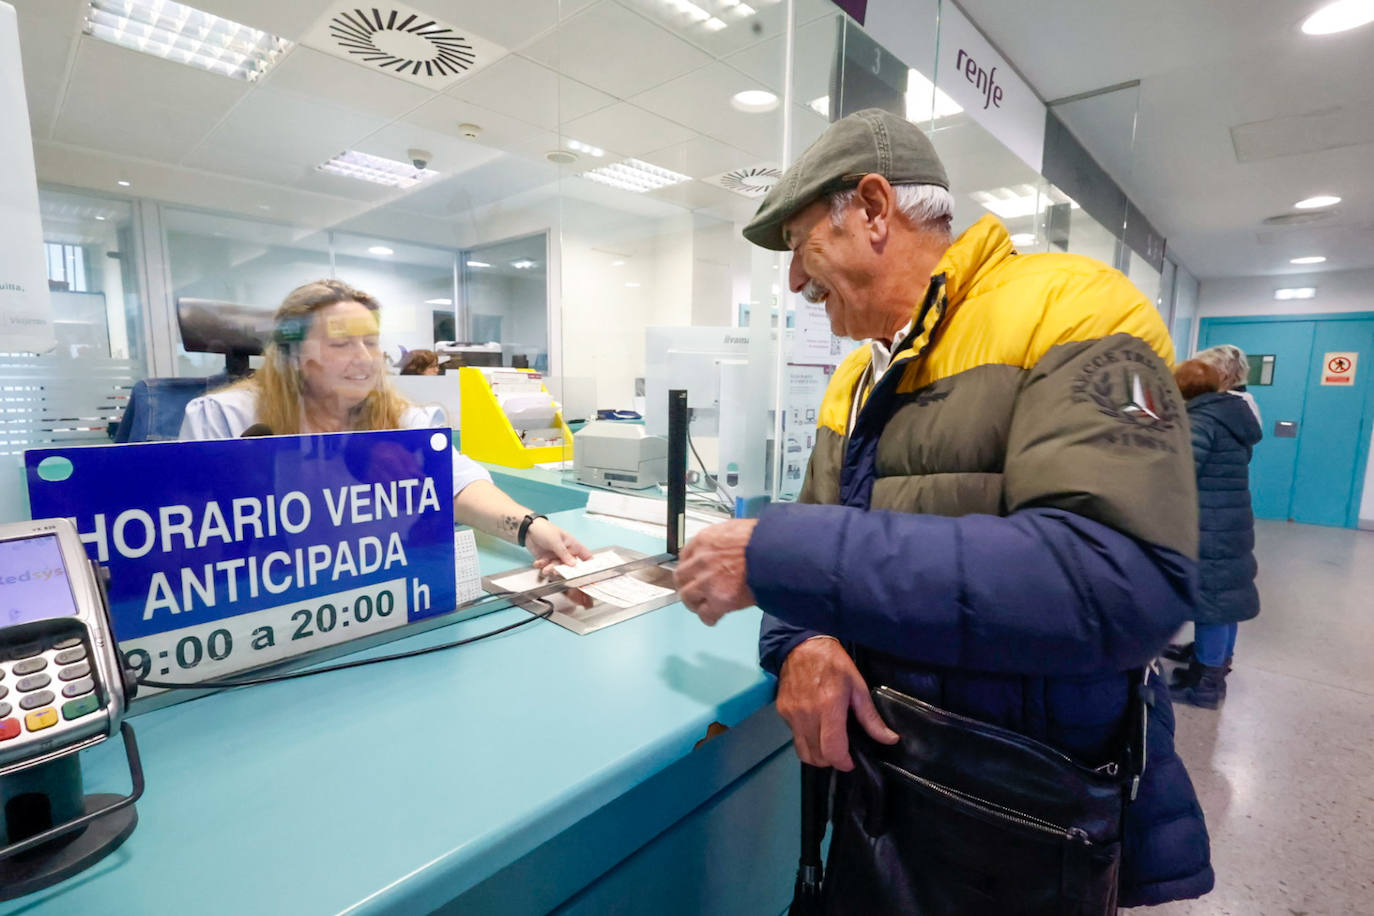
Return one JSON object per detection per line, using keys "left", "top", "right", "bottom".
{"left": 1071, "top": 348, "right": 1181, "bottom": 452}
{"left": 913, "top": 388, "right": 951, "bottom": 407}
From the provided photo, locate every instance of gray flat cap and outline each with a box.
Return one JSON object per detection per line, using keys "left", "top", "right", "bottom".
{"left": 743, "top": 108, "right": 949, "bottom": 251}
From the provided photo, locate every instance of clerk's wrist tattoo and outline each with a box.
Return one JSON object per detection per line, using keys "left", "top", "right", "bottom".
{"left": 501, "top": 514, "right": 521, "bottom": 536}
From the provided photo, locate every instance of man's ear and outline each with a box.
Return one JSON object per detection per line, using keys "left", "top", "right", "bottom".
{"left": 854, "top": 173, "right": 894, "bottom": 244}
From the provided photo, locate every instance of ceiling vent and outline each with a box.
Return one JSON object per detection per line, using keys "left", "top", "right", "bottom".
{"left": 706, "top": 165, "right": 782, "bottom": 198}
{"left": 302, "top": 2, "right": 507, "bottom": 89}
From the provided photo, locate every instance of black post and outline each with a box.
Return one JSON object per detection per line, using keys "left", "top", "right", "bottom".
{"left": 666, "top": 389, "right": 688, "bottom": 556}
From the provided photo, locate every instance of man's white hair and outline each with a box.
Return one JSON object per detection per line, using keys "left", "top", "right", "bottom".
{"left": 828, "top": 183, "right": 954, "bottom": 240}
{"left": 1194, "top": 344, "right": 1250, "bottom": 390}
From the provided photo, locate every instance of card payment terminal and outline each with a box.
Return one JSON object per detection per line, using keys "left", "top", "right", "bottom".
{"left": 0, "top": 517, "right": 130, "bottom": 775}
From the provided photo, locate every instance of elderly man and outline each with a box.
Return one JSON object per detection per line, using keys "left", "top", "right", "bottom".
{"left": 674, "top": 109, "right": 1213, "bottom": 911}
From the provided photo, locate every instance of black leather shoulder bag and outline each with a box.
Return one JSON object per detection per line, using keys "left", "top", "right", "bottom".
{"left": 791, "top": 670, "right": 1151, "bottom": 916}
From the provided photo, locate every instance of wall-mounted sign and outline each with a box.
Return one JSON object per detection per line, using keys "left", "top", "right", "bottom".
{"left": 0, "top": 2, "right": 55, "bottom": 354}
{"left": 1321, "top": 352, "right": 1357, "bottom": 386}
{"left": 25, "top": 429, "right": 457, "bottom": 693}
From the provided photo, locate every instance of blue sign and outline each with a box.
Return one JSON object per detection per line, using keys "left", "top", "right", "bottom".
{"left": 26, "top": 430, "right": 456, "bottom": 689}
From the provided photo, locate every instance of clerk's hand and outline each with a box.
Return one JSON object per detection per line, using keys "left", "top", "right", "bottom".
{"left": 525, "top": 519, "right": 592, "bottom": 569}
{"left": 777, "top": 637, "right": 899, "bottom": 771}
{"left": 674, "top": 519, "right": 757, "bottom": 626}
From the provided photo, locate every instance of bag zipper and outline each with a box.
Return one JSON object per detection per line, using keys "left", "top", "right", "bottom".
{"left": 878, "top": 760, "right": 1093, "bottom": 846}
{"left": 874, "top": 686, "right": 1124, "bottom": 777}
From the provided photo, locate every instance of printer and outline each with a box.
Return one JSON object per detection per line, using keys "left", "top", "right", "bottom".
{"left": 573, "top": 421, "right": 667, "bottom": 490}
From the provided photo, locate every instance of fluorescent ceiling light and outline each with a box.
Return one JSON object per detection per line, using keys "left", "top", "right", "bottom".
{"left": 1010, "top": 233, "right": 1036, "bottom": 246}
{"left": 425, "top": 298, "right": 453, "bottom": 305}
{"left": 1294, "top": 194, "right": 1341, "bottom": 209}
{"left": 116, "top": 179, "right": 132, "bottom": 187}
{"left": 969, "top": 184, "right": 1078, "bottom": 220}
{"left": 510, "top": 259, "right": 537, "bottom": 270}
{"left": 1290, "top": 256, "right": 1327, "bottom": 264}
{"left": 905, "top": 69, "right": 963, "bottom": 122}
{"left": 661, "top": 0, "right": 728, "bottom": 30}
{"left": 732, "top": 90, "right": 779, "bottom": 113}
{"left": 583, "top": 158, "right": 691, "bottom": 193}
{"left": 1274, "top": 287, "right": 1317, "bottom": 300}
{"left": 566, "top": 139, "right": 605, "bottom": 158}
{"left": 84, "top": 0, "right": 293, "bottom": 82}
{"left": 95, "top": 215, "right": 107, "bottom": 221}
{"left": 1301, "top": 0, "right": 1374, "bottom": 34}
{"left": 368, "top": 246, "right": 393, "bottom": 256}
{"left": 318, "top": 150, "right": 441, "bottom": 189}
{"left": 466, "top": 260, "right": 491, "bottom": 268}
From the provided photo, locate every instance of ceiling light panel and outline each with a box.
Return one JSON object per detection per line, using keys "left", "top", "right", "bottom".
{"left": 302, "top": 1, "right": 507, "bottom": 90}
{"left": 582, "top": 158, "right": 691, "bottom": 193}
{"left": 317, "top": 150, "right": 441, "bottom": 188}
{"left": 1301, "top": 0, "right": 1374, "bottom": 34}
{"left": 84, "top": 0, "right": 293, "bottom": 82}
{"left": 1274, "top": 287, "right": 1317, "bottom": 300}
{"left": 1290, "top": 256, "right": 1327, "bottom": 264}
{"left": 969, "top": 184, "right": 1077, "bottom": 220}
{"left": 1294, "top": 195, "right": 1341, "bottom": 209}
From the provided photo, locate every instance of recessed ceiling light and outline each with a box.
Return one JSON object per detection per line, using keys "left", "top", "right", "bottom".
{"left": 466, "top": 260, "right": 491, "bottom": 268}
{"left": 1294, "top": 194, "right": 1341, "bottom": 209}
{"left": 1301, "top": 0, "right": 1374, "bottom": 34}
{"left": 318, "top": 150, "right": 441, "bottom": 189}
{"left": 95, "top": 215, "right": 107, "bottom": 221}
{"left": 425, "top": 298, "right": 453, "bottom": 305}
{"left": 510, "top": 259, "right": 537, "bottom": 270}
{"left": 84, "top": 0, "right": 293, "bottom": 82}
{"left": 368, "top": 246, "right": 393, "bottom": 256}
{"left": 583, "top": 158, "right": 691, "bottom": 193}
{"left": 731, "top": 89, "right": 779, "bottom": 113}
{"left": 1290, "top": 256, "right": 1327, "bottom": 264}
{"left": 1274, "top": 286, "right": 1317, "bottom": 300}
{"left": 116, "top": 179, "right": 131, "bottom": 187}
{"left": 661, "top": 0, "right": 730, "bottom": 31}
{"left": 566, "top": 139, "right": 604, "bottom": 158}
{"left": 1010, "top": 233, "right": 1036, "bottom": 246}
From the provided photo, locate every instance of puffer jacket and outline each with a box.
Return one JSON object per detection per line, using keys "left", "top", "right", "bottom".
{"left": 747, "top": 215, "right": 1213, "bottom": 909}
{"left": 1189, "top": 391, "right": 1263, "bottom": 625}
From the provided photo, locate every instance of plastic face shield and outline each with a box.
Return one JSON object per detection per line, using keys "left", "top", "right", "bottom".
{"left": 295, "top": 307, "right": 386, "bottom": 412}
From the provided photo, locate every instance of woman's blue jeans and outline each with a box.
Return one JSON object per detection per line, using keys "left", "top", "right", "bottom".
{"left": 1194, "top": 622, "right": 1238, "bottom": 667}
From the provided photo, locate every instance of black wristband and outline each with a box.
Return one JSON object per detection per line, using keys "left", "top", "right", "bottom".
{"left": 517, "top": 513, "right": 547, "bottom": 548}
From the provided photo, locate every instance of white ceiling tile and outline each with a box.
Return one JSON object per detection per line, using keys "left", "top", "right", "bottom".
{"left": 12, "top": 0, "right": 83, "bottom": 137}
{"left": 562, "top": 102, "right": 697, "bottom": 158}
{"left": 408, "top": 0, "right": 560, "bottom": 50}
{"left": 722, "top": 14, "right": 836, "bottom": 98}
{"left": 637, "top": 135, "right": 755, "bottom": 179}
{"left": 400, "top": 94, "right": 554, "bottom": 156}
{"left": 447, "top": 55, "right": 614, "bottom": 130}
{"left": 188, "top": 84, "right": 391, "bottom": 170}
{"left": 630, "top": 61, "right": 781, "bottom": 159}
{"left": 391, "top": 157, "right": 561, "bottom": 217}
{"left": 615, "top": 0, "right": 788, "bottom": 59}
{"left": 523, "top": 2, "right": 712, "bottom": 98}
{"left": 260, "top": 46, "right": 436, "bottom": 118}
{"left": 352, "top": 120, "right": 507, "bottom": 179}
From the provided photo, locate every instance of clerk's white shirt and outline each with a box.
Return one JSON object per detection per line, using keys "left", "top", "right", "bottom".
{"left": 179, "top": 387, "right": 491, "bottom": 498}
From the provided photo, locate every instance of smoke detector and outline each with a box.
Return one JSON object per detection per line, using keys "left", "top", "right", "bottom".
{"left": 546, "top": 150, "right": 578, "bottom": 164}
{"left": 303, "top": 1, "right": 507, "bottom": 89}
{"left": 457, "top": 122, "right": 482, "bottom": 139}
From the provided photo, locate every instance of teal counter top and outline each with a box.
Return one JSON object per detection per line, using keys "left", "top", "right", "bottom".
{"left": 1, "top": 510, "right": 778, "bottom": 914}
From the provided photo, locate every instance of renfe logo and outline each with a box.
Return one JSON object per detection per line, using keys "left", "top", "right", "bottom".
{"left": 955, "top": 48, "right": 1003, "bottom": 109}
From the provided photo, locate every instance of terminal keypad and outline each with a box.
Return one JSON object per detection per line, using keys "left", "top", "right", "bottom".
{"left": 0, "top": 633, "right": 101, "bottom": 747}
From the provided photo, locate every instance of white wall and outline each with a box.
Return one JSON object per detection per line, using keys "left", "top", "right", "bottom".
{"left": 1196, "top": 267, "right": 1374, "bottom": 527}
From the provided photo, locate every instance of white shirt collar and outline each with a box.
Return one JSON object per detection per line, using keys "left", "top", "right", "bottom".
{"left": 868, "top": 316, "right": 917, "bottom": 383}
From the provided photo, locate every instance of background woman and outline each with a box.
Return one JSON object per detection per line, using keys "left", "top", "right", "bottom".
{"left": 180, "top": 279, "right": 590, "bottom": 570}
{"left": 1170, "top": 358, "right": 1263, "bottom": 708}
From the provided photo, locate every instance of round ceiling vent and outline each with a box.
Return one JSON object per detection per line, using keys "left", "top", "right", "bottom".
{"left": 711, "top": 166, "right": 783, "bottom": 198}
{"left": 304, "top": 3, "right": 507, "bottom": 88}
{"left": 1261, "top": 211, "right": 1333, "bottom": 227}
{"left": 546, "top": 150, "right": 578, "bottom": 165}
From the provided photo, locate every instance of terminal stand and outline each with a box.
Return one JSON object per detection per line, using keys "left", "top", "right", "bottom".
{"left": 0, "top": 722, "right": 144, "bottom": 900}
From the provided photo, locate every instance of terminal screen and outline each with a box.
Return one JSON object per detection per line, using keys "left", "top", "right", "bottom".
{"left": 0, "top": 534, "right": 78, "bottom": 626}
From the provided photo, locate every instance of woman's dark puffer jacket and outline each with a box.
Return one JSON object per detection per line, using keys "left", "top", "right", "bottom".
{"left": 1188, "top": 392, "right": 1263, "bottom": 625}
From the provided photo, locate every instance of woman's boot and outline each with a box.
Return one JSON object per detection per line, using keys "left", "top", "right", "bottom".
{"left": 1173, "top": 665, "right": 1228, "bottom": 709}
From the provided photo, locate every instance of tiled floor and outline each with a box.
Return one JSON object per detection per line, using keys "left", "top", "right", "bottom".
{"left": 1130, "top": 521, "right": 1374, "bottom": 915}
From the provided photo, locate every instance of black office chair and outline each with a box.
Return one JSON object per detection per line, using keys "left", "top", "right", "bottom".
{"left": 113, "top": 298, "right": 272, "bottom": 442}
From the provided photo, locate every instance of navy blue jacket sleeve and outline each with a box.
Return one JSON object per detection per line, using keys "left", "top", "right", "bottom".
{"left": 745, "top": 503, "right": 1196, "bottom": 676}
{"left": 1189, "top": 408, "right": 1216, "bottom": 479}
{"left": 759, "top": 614, "right": 823, "bottom": 677}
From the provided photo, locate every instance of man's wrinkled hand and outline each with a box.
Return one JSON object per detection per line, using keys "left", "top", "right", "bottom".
{"left": 777, "top": 637, "right": 899, "bottom": 771}
{"left": 674, "top": 519, "right": 758, "bottom": 626}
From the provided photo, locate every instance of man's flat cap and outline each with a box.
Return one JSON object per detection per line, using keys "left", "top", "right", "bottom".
{"left": 743, "top": 108, "right": 949, "bottom": 251}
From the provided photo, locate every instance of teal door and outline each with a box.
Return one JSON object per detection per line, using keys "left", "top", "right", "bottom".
{"left": 1199, "top": 315, "right": 1374, "bottom": 527}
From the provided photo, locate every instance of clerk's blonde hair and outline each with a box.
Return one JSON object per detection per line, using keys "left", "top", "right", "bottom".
{"left": 227, "top": 279, "right": 410, "bottom": 434}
